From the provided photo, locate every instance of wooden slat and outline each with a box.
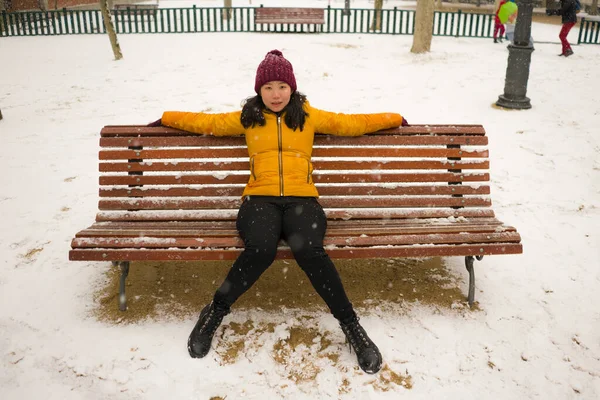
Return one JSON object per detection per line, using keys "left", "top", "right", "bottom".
{"left": 69, "top": 242, "right": 522, "bottom": 262}
{"left": 99, "top": 172, "right": 489, "bottom": 186}
{"left": 71, "top": 232, "right": 521, "bottom": 250}
{"left": 100, "top": 174, "right": 249, "bottom": 186}
{"left": 313, "top": 172, "right": 489, "bottom": 184}
{"left": 99, "top": 147, "right": 488, "bottom": 160}
{"left": 99, "top": 159, "right": 490, "bottom": 173}
{"left": 94, "top": 208, "right": 496, "bottom": 222}
{"left": 74, "top": 217, "right": 511, "bottom": 237}
{"left": 74, "top": 223, "right": 514, "bottom": 239}
{"left": 99, "top": 148, "right": 248, "bottom": 160}
{"left": 97, "top": 196, "right": 492, "bottom": 211}
{"left": 100, "top": 126, "right": 239, "bottom": 138}
{"left": 75, "top": 216, "right": 507, "bottom": 233}
{"left": 314, "top": 135, "right": 488, "bottom": 146}
{"left": 100, "top": 136, "right": 245, "bottom": 148}
{"left": 99, "top": 135, "right": 488, "bottom": 148}
{"left": 99, "top": 184, "right": 491, "bottom": 198}
{"left": 99, "top": 125, "right": 486, "bottom": 137}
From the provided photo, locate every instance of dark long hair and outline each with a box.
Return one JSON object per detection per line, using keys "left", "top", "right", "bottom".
{"left": 240, "top": 91, "right": 308, "bottom": 131}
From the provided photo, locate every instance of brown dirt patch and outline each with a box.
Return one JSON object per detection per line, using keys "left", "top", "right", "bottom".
{"left": 92, "top": 257, "right": 472, "bottom": 323}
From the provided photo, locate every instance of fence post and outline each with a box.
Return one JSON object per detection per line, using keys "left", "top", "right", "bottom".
{"left": 193, "top": 5, "right": 197, "bottom": 32}
{"left": 577, "top": 17, "right": 584, "bottom": 44}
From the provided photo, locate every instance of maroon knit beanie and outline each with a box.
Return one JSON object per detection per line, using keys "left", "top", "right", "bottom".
{"left": 254, "top": 50, "right": 297, "bottom": 94}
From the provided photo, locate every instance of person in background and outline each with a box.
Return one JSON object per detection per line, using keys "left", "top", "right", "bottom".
{"left": 496, "top": 0, "right": 519, "bottom": 43}
{"left": 494, "top": 0, "right": 508, "bottom": 43}
{"left": 557, "top": 0, "right": 578, "bottom": 57}
{"left": 148, "top": 50, "right": 408, "bottom": 374}
{"left": 499, "top": 0, "right": 520, "bottom": 45}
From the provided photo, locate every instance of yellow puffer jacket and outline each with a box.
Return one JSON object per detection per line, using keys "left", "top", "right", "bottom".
{"left": 161, "top": 102, "right": 403, "bottom": 198}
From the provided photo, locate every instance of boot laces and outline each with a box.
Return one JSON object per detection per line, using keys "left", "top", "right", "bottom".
{"left": 199, "top": 305, "right": 228, "bottom": 337}
{"left": 342, "top": 320, "right": 371, "bottom": 354}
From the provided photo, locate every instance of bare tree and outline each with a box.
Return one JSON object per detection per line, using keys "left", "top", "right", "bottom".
{"left": 590, "top": 0, "right": 598, "bottom": 16}
{"left": 370, "top": 0, "right": 383, "bottom": 31}
{"left": 100, "top": 0, "right": 123, "bottom": 60}
{"left": 411, "top": 0, "right": 435, "bottom": 53}
{"left": 223, "top": 0, "right": 232, "bottom": 20}
{"left": 0, "top": 0, "right": 6, "bottom": 36}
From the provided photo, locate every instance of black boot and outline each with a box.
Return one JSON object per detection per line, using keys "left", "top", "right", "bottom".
{"left": 340, "top": 317, "right": 382, "bottom": 374}
{"left": 493, "top": 38, "right": 498, "bottom": 43}
{"left": 187, "top": 302, "right": 230, "bottom": 358}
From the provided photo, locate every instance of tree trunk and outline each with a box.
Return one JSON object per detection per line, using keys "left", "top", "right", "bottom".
{"left": 223, "top": 0, "right": 232, "bottom": 20}
{"left": 590, "top": 0, "right": 598, "bottom": 16}
{"left": 370, "top": 0, "right": 383, "bottom": 31}
{"left": 100, "top": 0, "right": 123, "bottom": 60}
{"left": 0, "top": 0, "right": 6, "bottom": 36}
{"left": 411, "top": 0, "right": 435, "bottom": 54}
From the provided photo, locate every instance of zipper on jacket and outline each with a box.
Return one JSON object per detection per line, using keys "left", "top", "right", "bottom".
{"left": 306, "top": 159, "right": 310, "bottom": 183}
{"left": 277, "top": 116, "right": 284, "bottom": 196}
{"left": 250, "top": 157, "right": 256, "bottom": 181}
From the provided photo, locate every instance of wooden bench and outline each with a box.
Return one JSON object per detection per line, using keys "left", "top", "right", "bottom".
{"left": 69, "top": 124, "right": 523, "bottom": 311}
{"left": 254, "top": 7, "right": 325, "bottom": 32}
{"left": 113, "top": 3, "right": 158, "bottom": 20}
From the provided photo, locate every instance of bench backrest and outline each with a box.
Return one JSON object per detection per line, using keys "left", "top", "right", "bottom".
{"left": 114, "top": 4, "right": 159, "bottom": 11}
{"left": 254, "top": 7, "right": 325, "bottom": 24}
{"left": 97, "top": 125, "right": 493, "bottom": 224}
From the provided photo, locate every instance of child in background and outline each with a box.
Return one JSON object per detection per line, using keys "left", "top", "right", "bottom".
{"left": 494, "top": 0, "right": 508, "bottom": 43}
{"left": 499, "top": 0, "right": 519, "bottom": 44}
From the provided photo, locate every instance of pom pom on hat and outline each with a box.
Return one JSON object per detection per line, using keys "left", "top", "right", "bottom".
{"left": 254, "top": 50, "right": 297, "bottom": 94}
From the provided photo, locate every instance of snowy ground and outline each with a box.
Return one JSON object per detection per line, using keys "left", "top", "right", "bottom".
{"left": 1, "top": 6, "right": 599, "bottom": 400}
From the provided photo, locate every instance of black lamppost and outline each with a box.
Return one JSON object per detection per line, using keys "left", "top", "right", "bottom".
{"left": 496, "top": 0, "right": 535, "bottom": 110}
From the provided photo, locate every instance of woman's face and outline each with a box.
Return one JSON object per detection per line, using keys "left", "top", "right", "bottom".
{"left": 260, "top": 81, "right": 292, "bottom": 113}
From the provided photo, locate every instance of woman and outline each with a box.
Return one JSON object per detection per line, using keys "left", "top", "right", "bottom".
{"left": 150, "top": 50, "right": 407, "bottom": 374}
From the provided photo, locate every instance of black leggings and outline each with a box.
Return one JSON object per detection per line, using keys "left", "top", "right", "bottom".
{"left": 213, "top": 196, "right": 356, "bottom": 323}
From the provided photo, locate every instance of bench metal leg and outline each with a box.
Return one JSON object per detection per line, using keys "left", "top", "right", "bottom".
{"left": 118, "top": 261, "right": 130, "bottom": 311}
{"left": 464, "top": 255, "right": 483, "bottom": 308}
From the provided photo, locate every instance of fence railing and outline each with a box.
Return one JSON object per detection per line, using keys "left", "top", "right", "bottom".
{"left": 1, "top": 6, "right": 598, "bottom": 44}
{"left": 0, "top": 7, "right": 490, "bottom": 37}
{"left": 577, "top": 17, "right": 600, "bottom": 44}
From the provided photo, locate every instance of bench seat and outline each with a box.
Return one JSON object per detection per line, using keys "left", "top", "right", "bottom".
{"left": 70, "top": 124, "right": 522, "bottom": 309}
{"left": 254, "top": 7, "right": 325, "bottom": 31}
{"left": 71, "top": 217, "right": 520, "bottom": 261}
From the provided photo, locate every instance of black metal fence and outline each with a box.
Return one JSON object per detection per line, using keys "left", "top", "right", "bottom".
{"left": 578, "top": 17, "right": 600, "bottom": 44}
{"left": 1, "top": 6, "right": 598, "bottom": 44}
